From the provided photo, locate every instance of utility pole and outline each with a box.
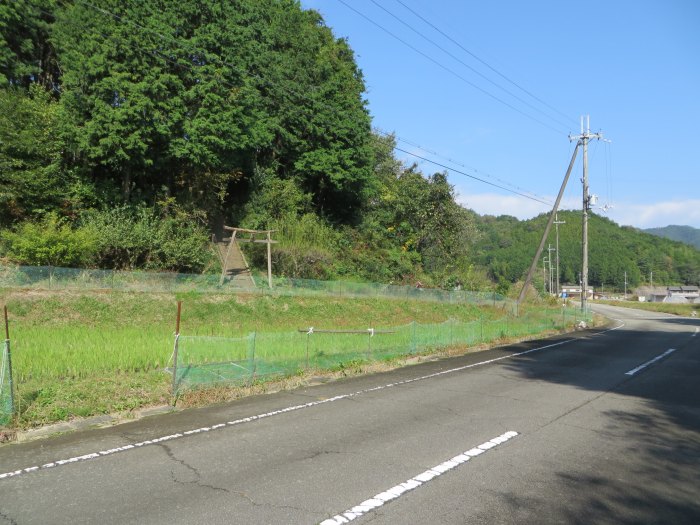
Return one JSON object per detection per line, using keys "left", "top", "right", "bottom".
{"left": 569, "top": 116, "right": 604, "bottom": 313}
{"left": 624, "top": 270, "right": 627, "bottom": 299}
{"left": 543, "top": 257, "right": 549, "bottom": 294}
{"left": 547, "top": 244, "right": 556, "bottom": 296}
{"left": 554, "top": 214, "right": 565, "bottom": 297}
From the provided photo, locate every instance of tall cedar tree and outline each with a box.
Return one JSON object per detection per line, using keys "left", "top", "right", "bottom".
{"left": 51, "top": 0, "right": 373, "bottom": 223}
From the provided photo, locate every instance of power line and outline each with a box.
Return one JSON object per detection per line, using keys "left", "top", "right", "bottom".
{"left": 393, "top": 0, "right": 579, "bottom": 128}
{"left": 393, "top": 146, "right": 552, "bottom": 205}
{"left": 375, "top": 127, "right": 552, "bottom": 204}
{"left": 335, "top": 0, "right": 568, "bottom": 136}
{"left": 367, "top": 0, "right": 573, "bottom": 132}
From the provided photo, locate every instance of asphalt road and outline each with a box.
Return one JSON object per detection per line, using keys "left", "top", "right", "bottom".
{"left": 1, "top": 303, "right": 699, "bottom": 524}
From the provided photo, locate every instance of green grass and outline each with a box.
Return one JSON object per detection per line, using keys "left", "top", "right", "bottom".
{"left": 600, "top": 300, "right": 698, "bottom": 317}
{"left": 174, "top": 308, "right": 582, "bottom": 390}
{"left": 0, "top": 288, "right": 582, "bottom": 429}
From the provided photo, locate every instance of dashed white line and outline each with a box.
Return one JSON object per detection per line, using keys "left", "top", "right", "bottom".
{"left": 0, "top": 339, "right": 571, "bottom": 481}
{"left": 625, "top": 348, "right": 676, "bottom": 376}
{"left": 319, "top": 431, "right": 519, "bottom": 524}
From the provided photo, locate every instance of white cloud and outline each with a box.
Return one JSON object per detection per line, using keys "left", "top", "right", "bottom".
{"left": 606, "top": 199, "right": 700, "bottom": 229}
{"left": 456, "top": 193, "right": 579, "bottom": 220}
{"left": 457, "top": 193, "right": 700, "bottom": 229}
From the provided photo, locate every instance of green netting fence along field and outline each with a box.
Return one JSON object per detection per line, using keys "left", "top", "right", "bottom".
{"left": 0, "top": 264, "right": 508, "bottom": 306}
{"left": 169, "top": 307, "right": 591, "bottom": 393}
{"left": 1, "top": 339, "right": 13, "bottom": 425}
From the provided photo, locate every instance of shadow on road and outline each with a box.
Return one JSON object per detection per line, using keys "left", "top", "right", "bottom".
{"left": 495, "top": 314, "right": 700, "bottom": 523}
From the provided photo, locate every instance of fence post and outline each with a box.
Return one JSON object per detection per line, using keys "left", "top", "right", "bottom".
{"left": 305, "top": 330, "right": 310, "bottom": 370}
{"left": 3, "top": 305, "right": 14, "bottom": 422}
{"left": 171, "top": 301, "right": 182, "bottom": 397}
{"left": 480, "top": 317, "right": 484, "bottom": 342}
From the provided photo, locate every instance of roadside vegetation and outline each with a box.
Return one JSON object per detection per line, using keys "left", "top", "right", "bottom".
{"left": 1, "top": 288, "right": 579, "bottom": 429}
{"left": 599, "top": 300, "right": 698, "bottom": 317}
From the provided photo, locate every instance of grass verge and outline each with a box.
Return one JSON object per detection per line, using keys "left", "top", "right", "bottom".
{"left": 599, "top": 300, "right": 698, "bottom": 317}
{"left": 1, "top": 288, "right": 587, "bottom": 430}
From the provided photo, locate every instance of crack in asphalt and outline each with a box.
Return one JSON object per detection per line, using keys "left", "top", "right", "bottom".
{"left": 158, "top": 443, "right": 229, "bottom": 494}
{"left": 230, "top": 488, "right": 325, "bottom": 515}
{"left": 0, "top": 511, "right": 18, "bottom": 525}
{"left": 300, "top": 449, "right": 344, "bottom": 461}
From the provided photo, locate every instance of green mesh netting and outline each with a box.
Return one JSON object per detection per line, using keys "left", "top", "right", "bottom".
{"left": 170, "top": 308, "right": 590, "bottom": 393}
{"left": 0, "top": 264, "right": 508, "bottom": 306}
{"left": 0, "top": 340, "right": 12, "bottom": 426}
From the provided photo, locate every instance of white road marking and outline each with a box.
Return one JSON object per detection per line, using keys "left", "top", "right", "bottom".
{"left": 693, "top": 327, "right": 698, "bottom": 337}
{"left": 319, "top": 431, "right": 519, "bottom": 525}
{"left": 625, "top": 349, "right": 676, "bottom": 376}
{"left": 591, "top": 318, "right": 625, "bottom": 335}
{"left": 0, "top": 339, "right": 571, "bottom": 481}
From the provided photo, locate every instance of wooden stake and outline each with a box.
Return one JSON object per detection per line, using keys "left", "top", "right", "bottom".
{"left": 175, "top": 300, "right": 182, "bottom": 336}
{"left": 267, "top": 230, "right": 272, "bottom": 289}
{"left": 172, "top": 301, "right": 182, "bottom": 397}
{"left": 3, "top": 305, "right": 8, "bottom": 340}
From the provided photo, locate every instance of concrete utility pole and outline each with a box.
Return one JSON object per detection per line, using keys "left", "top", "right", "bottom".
{"left": 624, "top": 270, "right": 627, "bottom": 299}
{"left": 569, "top": 116, "right": 603, "bottom": 313}
{"left": 547, "top": 244, "right": 556, "bottom": 295}
{"left": 554, "top": 214, "right": 565, "bottom": 297}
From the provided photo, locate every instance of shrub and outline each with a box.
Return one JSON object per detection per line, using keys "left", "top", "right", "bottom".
{"left": 0, "top": 214, "right": 98, "bottom": 266}
{"left": 80, "top": 206, "right": 213, "bottom": 272}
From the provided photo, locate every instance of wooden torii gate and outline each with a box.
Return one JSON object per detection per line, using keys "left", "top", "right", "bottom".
{"left": 220, "top": 227, "right": 277, "bottom": 289}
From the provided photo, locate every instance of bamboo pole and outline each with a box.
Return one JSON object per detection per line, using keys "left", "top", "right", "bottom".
{"left": 171, "top": 301, "right": 182, "bottom": 397}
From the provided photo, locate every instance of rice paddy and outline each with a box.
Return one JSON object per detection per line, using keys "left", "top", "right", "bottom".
{"left": 0, "top": 288, "right": 584, "bottom": 429}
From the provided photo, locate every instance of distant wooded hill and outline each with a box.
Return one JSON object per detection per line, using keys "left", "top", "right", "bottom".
{"left": 643, "top": 226, "right": 700, "bottom": 250}
{"left": 470, "top": 211, "right": 700, "bottom": 291}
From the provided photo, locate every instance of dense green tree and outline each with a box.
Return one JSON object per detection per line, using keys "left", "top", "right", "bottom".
{"left": 0, "top": 0, "right": 59, "bottom": 88}
{"left": 0, "top": 85, "right": 85, "bottom": 225}
{"left": 50, "top": 0, "right": 372, "bottom": 224}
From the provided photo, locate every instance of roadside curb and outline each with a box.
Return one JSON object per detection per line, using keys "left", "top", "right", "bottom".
{"left": 8, "top": 405, "right": 178, "bottom": 444}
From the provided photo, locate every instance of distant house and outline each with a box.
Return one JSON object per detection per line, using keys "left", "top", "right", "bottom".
{"left": 634, "top": 286, "right": 666, "bottom": 303}
{"left": 637, "top": 286, "right": 700, "bottom": 304}
{"left": 666, "top": 286, "right": 699, "bottom": 304}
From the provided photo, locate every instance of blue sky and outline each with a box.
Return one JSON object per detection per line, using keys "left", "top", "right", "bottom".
{"left": 300, "top": 0, "right": 700, "bottom": 229}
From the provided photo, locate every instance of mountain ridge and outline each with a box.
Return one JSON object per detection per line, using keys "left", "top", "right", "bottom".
{"left": 643, "top": 225, "right": 700, "bottom": 250}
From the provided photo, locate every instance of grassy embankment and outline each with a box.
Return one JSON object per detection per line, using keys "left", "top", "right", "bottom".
{"left": 1, "top": 289, "right": 579, "bottom": 430}
{"left": 600, "top": 300, "right": 698, "bottom": 317}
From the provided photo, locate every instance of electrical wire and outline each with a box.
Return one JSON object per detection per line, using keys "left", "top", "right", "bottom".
{"left": 393, "top": 0, "right": 579, "bottom": 128}
{"left": 335, "top": 0, "right": 568, "bottom": 136}
{"left": 367, "top": 0, "right": 573, "bottom": 132}
{"left": 374, "top": 127, "right": 552, "bottom": 204}
{"left": 393, "top": 146, "right": 552, "bottom": 206}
